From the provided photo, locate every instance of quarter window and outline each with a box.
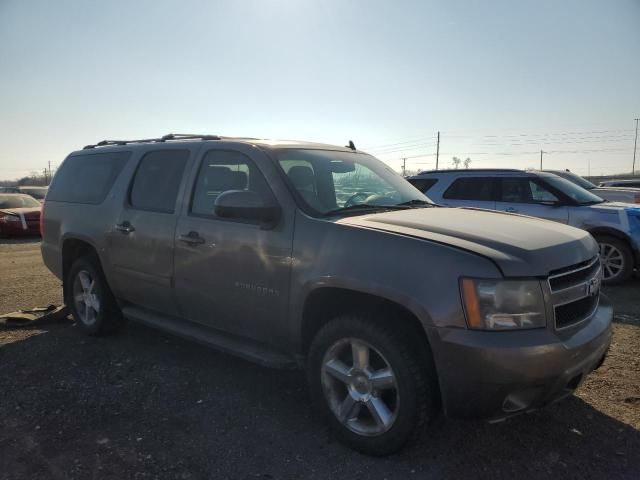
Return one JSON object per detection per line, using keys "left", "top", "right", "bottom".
{"left": 443, "top": 177, "right": 494, "bottom": 201}
{"left": 191, "top": 150, "right": 271, "bottom": 218}
{"left": 47, "top": 152, "right": 130, "bottom": 204}
{"left": 129, "top": 150, "right": 189, "bottom": 213}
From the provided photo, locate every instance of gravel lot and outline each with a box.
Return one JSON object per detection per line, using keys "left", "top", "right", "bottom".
{"left": 0, "top": 238, "right": 638, "bottom": 479}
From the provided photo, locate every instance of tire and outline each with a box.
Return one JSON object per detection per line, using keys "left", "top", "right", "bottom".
{"left": 307, "top": 313, "right": 438, "bottom": 456}
{"left": 594, "top": 235, "right": 634, "bottom": 285}
{"left": 65, "top": 255, "right": 123, "bottom": 335}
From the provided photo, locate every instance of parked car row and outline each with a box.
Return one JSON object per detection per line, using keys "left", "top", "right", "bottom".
{"left": 40, "top": 135, "right": 614, "bottom": 455}
{"left": 408, "top": 169, "right": 640, "bottom": 284}
{"left": 0, "top": 185, "right": 48, "bottom": 202}
{"left": 0, "top": 193, "right": 42, "bottom": 237}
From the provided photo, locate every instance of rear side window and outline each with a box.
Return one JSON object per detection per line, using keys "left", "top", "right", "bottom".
{"left": 191, "top": 150, "right": 271, "bottom": 218}
{"left": 443, "top": 177, "right": 494, "bottom": 201}
{"left": 129, "top": 150, "right": 189, "bottom": 213}
{"left": 47, "top": 152, "right": 130, "bottom": 204}
{"left": 408, "top": 178, "right": 438, "bottom": 193}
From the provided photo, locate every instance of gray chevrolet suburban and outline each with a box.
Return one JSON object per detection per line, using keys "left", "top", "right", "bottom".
{"left": 41, "top": 134, "right": 613, "bottom": 455}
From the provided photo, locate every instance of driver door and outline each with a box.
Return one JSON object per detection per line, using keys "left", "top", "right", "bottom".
{"left": 173, "top": 147, "right": 294, "bottom": 344}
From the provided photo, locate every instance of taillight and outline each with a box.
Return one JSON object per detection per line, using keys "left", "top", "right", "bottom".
{"left": 39, "top": 202, "right": 45, "bottom": 236}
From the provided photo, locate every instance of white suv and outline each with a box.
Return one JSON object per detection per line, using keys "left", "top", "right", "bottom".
{"left": 408, "top": 169, "right": 640, "bottom": 284}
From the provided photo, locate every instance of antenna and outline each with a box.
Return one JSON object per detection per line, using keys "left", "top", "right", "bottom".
{"left": 346, "top": 140, "right": 356, "bottom": 151}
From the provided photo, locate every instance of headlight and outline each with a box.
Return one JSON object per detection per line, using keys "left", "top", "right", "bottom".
{"left": 460, "top": 278, "right": 546, "bottom": 330}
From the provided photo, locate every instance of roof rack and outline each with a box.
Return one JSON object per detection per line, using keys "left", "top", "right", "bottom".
{"left": 416, "top": 168, "right": 524, "bottom": 174}
{"left": 83, "top": 133, "right": 221, "bottom": 149}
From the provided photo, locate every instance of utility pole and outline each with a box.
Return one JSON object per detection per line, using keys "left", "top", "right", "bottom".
{"left": 401, "top": 157, "right": 407, "bottom": 177}
{"left": 48, "top": 160, "right": 52, "bottom": 184}
{"left": 435, "top": 131, "right": 440, "bottom": 170}
{"left": 540, "top": 150, "right": 544, "bottom": 170}
{"left": 633, "top": 118, "right": 639, "bottom": 175}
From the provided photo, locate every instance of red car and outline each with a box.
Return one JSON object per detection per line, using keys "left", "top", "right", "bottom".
{"left": 0, "top": 194, "right": 42, "bottom": 237}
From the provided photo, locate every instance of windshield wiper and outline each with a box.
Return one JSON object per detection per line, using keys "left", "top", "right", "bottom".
{"left": 396, "top": 199, "right": 434, "bottom": 207}
{"left": 324, "top": 204, "right": 409, "bottom": 216}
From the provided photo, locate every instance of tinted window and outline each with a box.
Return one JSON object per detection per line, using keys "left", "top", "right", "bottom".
{"left": 130, "top": 150, "right": 189, "bottom": 213}
{"left": 498, "top": 178, "right": 559, "bottom": 203}
{"left": 47, "top": 152, "right": 130, "bottom": 204}
{"left": 443, "top": 177, "right": 494, "bottom": 201}
{"left": 408, "top": 178, "right": 438, "bottom": 193}
{"left": 191, "top": 150, "right": 271, "bottom": 218}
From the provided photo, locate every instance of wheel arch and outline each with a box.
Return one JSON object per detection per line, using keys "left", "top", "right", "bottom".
{"left": 299, "top": 286, "right": 434, "bottom": 361}
{"left": 61, "top": 236, "right": 101, "bottom": 284}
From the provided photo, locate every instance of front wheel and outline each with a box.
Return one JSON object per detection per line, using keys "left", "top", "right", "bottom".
{"left": 307, "top": 314, "right": 438, "bottom": 456}
{"left": 595, "top": 235, "right": 634, "bottom": 285}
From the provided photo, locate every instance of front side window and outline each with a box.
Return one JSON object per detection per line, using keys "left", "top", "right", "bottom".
{"left": 129, "top": 150, "right": 189, "bottom": 213}
{"left": 191, "top": 150, "right": 271, "bottom": 218}
{"left": 276, "top": 149, "right": 431, "bottom": 215}
{"left": 542, "top": 175, "right": 604, "bottom": 205}
{"left": 529, "top": 181, "right": 559, "bottom": 202}
{"left": 443, "top": 177, "right": 494, "bottom": 201}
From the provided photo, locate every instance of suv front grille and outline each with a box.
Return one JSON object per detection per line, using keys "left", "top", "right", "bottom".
{"left": 555, "top": 295, "right": 599, "bottom": 329}
{"left": 548, "top": 256, "right": 601, "bottom": 330}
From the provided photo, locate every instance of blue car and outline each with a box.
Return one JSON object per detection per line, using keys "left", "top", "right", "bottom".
{"left": 408, "top": 169, "right": 640, "bottom": 284}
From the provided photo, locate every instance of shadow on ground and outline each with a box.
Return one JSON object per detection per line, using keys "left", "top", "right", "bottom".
{"left": 1, "top": 321, "right": 638, "bottom": 480}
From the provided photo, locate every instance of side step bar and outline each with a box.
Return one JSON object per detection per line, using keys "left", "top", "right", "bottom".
{"left": 122, "top": 305, "right": 297, "bottom": 369}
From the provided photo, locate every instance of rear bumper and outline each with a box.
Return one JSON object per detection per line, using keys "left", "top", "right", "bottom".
{"left": 429, "top": 296, "right": 613, "bottom": 420}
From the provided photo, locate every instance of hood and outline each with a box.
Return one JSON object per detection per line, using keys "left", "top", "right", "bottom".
{"left": 585, "top": 201, "right": 640, "bottom": 213}
{"left": 338, "top": 207, "right": 598, "bottom": 277}
{"left": 0, "top": 207, "right": 41, "bottom": 217}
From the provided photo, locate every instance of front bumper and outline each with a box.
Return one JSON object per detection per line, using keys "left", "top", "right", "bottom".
{"left": 429, "top": 295, "right": 613, "bottom": 420}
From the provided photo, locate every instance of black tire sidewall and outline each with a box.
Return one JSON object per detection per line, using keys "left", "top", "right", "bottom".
{"left": 308, "top": 315, "right": 433, "bottom": 456}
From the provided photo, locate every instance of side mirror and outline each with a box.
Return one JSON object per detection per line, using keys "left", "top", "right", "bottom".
{"left": 214, "top": 190, "right": 281, "bottom": 228}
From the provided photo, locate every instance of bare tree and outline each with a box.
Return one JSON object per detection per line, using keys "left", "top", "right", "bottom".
{"left": 463, "top": 157, "right": 472, "bottom": 169}
{"left": 451, "top": 157, "right": 461, "bottom": 169}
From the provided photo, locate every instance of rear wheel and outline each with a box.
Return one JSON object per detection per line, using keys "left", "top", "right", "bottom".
{"left": 307, "top": 314, "right": 438, "bottom": 456}
{"left": 595, "top": 235, "right": 633, "bottom": 285}
{"left": 65, "top": 256, "right": 123, "bottom": 335}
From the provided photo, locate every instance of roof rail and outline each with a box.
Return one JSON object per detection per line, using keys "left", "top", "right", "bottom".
{"left": 83, "top": 133, "right": 221, "bottom": 149}
{"left": 415, "top": 168, "right": 524, "bottom": 174}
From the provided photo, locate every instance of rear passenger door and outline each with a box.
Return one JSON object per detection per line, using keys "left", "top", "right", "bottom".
{"left": 440, "top": 176, "right": 497, "bottom": 210}
{"left": 173, "top": 147, "right": 293, "bottom": 344}
{"left": 496, "top": 177, "right": 569, "bottom": 223}
{"left": 108, "top": 149, "right": 192, "bottom": 316}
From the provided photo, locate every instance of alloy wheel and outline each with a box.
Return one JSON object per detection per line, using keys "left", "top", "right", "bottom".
{"left": 321, "top": 338, "right": 399, "bottom": 436}
{"left": 72, "top": 270, "right": 101, "bottom": 326}
{"left": 599, "top": 243, "right": 624, "bottom": 281}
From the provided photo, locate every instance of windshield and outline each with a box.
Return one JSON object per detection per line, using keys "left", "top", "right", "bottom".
{"left": 543, "top": 176, "right": 604, "bottom": 205}
{"left": 276, "top": 149, "right": 432, "bottom": 216}
{"left": 556, "top": 171, "right": 596, "bottom": 190}
{"left": 0, "top": 194, "right": 41, "bottom": 209}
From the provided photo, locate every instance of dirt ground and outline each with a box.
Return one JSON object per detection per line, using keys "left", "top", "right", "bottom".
{"left": 0, "top": 238, "right": 638, "bottom": 479}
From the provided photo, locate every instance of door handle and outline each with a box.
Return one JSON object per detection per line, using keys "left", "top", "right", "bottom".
{"left": 179, "top": 231, "right": 205, "bottom": 245}
{"left": 115, "top": 222, "right": 135, "bottom": 233}
{"left": 505, "top": 207, "right": 518, "bottom": 213}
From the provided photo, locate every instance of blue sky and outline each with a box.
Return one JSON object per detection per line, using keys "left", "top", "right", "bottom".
{"left": 1, "top": 0, "right": 639, "bottom": 179}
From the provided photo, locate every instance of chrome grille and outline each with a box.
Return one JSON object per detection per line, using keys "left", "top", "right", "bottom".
{"left": 548, "top": 256, "right": 601, "bottom": 329}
